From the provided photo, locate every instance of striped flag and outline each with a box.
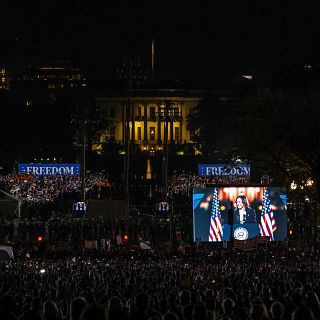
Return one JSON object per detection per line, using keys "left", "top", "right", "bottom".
{"left": 138, "top": 236, "right": 151, "bottom": 250}
{"left": 116, "top": 235, "right": 123, "bottom": 245}
{"left": 209, "top": 188, "right": 223, "bottom": 242}
{"left": 260, "top": 188, "right": 276, "bottom": 240}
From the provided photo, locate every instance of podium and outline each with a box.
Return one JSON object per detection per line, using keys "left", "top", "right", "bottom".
{"left": 222, "top": 223, "right": 260, "bottom": 241}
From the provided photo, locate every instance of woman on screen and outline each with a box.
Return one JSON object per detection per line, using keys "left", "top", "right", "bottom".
{"left": 233, "top": 194, "right": 257, "bottom": 224}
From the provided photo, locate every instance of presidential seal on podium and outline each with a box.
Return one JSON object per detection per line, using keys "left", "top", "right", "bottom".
{"left": 234, "top": 227, "right": 249, "bottom": 240}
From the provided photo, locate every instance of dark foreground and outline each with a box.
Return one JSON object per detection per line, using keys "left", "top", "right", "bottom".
{"left": 0, "top": 244, "right": 319, "bottom": 320}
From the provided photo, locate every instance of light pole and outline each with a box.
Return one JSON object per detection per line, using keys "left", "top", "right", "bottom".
{"left": 119, "top": 55, "right": 148, "bottom": 217}
{"left": 160, "top": 100, "right": 176, "bottom": 201}
{"left": 71, "top": 100, "right": 103, "bottom": 204}
{"left": 123, "top": 61, "right": 132, "bottom": 218}
{"left": 80, "top": 110, "right": 87, "bottom": 203}
{"left": 162, "top": 117, "right": 169, "bottom": 200}
{"left": 159, "top": 101, "right": 178, "bottom": 249}
{"left": 71, "top": 102, "right": 88, "bottom": 203}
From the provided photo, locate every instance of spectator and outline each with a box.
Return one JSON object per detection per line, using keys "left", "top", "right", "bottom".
{"left": 270, "top": 302, "right": 283, "bottom": 320}
{"left": 291, "top": 306, "right": 314, "bottom": 320}
{"left": 0, "top": 294, "right": 17, "bottom": 320}
{"left": 107, "top": 296, "right": 126, "bottom": 320}
{"left": 70, "top": 297, "right": 87, "bottom": 320}
{"left": 130, "top": 292, "right": 150, "bottom": 320}
{"left": 43, "top": 300, "right": 61, "bottom": 320}
{"left": 79, "top": 304, "right": 107, "bottom": 320}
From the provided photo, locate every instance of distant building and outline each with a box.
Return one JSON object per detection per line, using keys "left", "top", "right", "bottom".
{"left": 0, "top": 64, "right": 14, "bottom": 90}
{"left": 94, "top": 88, "right": 204, "bottom": 155}
{"left": 15, "top": 61, "right": 87, "bottom": 91}
{"left": 0, "top": 60, "right": 87, "bottom": 92}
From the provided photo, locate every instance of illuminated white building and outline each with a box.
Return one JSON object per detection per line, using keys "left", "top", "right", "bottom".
{"left": 94, "top": 89, "right": 203, "bottom": 153}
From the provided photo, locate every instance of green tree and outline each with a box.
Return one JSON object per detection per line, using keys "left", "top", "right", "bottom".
{"left": 235, "top": 89, "right": 320, "bottom": 199}
{"left": 187, "top": 93, "right": 238, "bottom": 163}
{"left": 188, "top": 88, "right": 320, "bottom": 201}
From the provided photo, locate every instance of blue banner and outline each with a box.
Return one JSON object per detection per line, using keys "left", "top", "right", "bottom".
{"left": 18, "top": 164, "right": 80, "bottom": 176}
{"left": 198, "top": 164, "right": 250, "bottom": 177}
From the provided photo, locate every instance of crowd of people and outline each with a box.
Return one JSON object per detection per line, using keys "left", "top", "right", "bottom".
{"left": 166, "top": 172, "right": 250, "bottom": 199}
{"left": 0, "top": 244, "right": 319, "bottom": 320}
{"left": 0, "top": 170, "right": 317, "bottom": 320}
{"left": 0, "top": 173, "right": 111, "bottom": 205}
{"left": 0, "top": 171, "right": 251, "bottom": 208}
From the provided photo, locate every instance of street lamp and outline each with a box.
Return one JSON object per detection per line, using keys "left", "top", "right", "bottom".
{"left": 160, "top": 101, "right": 178, "bottom": 201}
{"left": 71, "top": 100, "right": 103, "bottom": 203}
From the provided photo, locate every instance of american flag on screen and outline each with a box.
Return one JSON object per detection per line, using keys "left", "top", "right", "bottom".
{"left": 209, "top": 188, "right": 223, "bottom": 242}
{"left": 260, "top": 188, "right": 276, "bottom": 240}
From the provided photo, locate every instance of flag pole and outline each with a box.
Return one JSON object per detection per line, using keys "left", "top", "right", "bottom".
{"left": 151, "top": 39, "right": 154, "bottom": 80}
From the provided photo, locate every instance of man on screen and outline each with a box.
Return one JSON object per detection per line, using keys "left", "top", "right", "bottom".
{"left": 233, "top": 195, "right": 257, "bottom": 224}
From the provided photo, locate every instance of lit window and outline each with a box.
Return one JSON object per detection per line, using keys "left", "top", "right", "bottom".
{"left": 174, "top": 127, "right": 180, "bottom": 141}
{"left": 150, "top": 127, "right": 155, "bottom": 140}
{"left": 150, "top": 107, "right": 155, "bottom": 117}
{"left": 137, "top": 127, "right": 142, "bottom": 140}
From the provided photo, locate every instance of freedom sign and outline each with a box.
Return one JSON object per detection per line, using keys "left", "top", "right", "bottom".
{"left": 18, "top": 164, "right": 80, "bottom": 176}
{"left": 198, "top": 164, "right": 250, "bottom": 177}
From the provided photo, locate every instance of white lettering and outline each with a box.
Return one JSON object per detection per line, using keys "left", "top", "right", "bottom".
{"left": 222, "top": 167, "right": 230, "bottom": 175}
{"left": 213, "top": 167, "right": 221, "bottom": 175}
{"left": 64, "top": 167, "right": 74, "bottom": 175}
{"left": 21, "top": 164, "right": 78, "bottom": 176}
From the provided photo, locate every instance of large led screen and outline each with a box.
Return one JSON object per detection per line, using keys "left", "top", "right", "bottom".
{"left": 193, "top": 186, "right": 287, "bottom": 242}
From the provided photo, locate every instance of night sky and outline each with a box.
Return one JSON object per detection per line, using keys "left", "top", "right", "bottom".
{"left": 1, "top": 1, "right": 320, "bottom": 85}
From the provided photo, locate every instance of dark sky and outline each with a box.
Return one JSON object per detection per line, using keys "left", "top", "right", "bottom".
{"left": 2, "top": 1, "right": 320, "bottom": 85}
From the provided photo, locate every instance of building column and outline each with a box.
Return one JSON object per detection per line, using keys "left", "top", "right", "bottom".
{"left": 122, "top": 102, "right": 126, "bottom": 145}
{"left": 157, "top": 121, "right": 162, "bottom": 145}
{"left": 179, "top": 104, "right": 183, "bottom": 144}
{"left": 180, "top": 119, "right": 183, "bottom": 144}
{"left": 131, "top": 103, "right": 135, "bottom": 144}
{"left": 170, "top": 120, "right": 174, "bottom": 144}
{"left": 157, "top": 103, "right": 162, "bottom": 144}
{"left": 143, "top": 103, "right": 148, "bottom": 144}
